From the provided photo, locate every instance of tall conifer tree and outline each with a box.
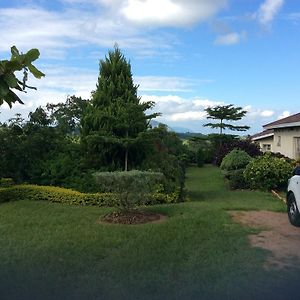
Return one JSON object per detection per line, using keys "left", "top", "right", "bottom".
{"left": 82, "top": 46, "right": 158, "bottom": 171}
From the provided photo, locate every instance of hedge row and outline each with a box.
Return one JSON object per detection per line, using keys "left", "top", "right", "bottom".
{"left": 0, "top": 184, "right": 177, "bottom": 206}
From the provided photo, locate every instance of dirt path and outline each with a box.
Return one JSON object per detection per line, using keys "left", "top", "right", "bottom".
{"left": 230, "top": 211, "right": 300, "bottom": 270}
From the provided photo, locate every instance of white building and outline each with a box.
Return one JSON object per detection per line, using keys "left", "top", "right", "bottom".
{"left": 252, "top": 112, "right": 300, "bottom": 159}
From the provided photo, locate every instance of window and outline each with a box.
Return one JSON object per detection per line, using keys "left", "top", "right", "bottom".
{"left": 262, "top": 144, "right": 271, "bottom": 152}
{"left": 277, "top": 136, "right": 281, "bottom": 147}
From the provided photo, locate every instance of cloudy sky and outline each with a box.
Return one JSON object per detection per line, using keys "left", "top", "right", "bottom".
{"left": 1, "top": 0, "right": 299, "bottom": 134}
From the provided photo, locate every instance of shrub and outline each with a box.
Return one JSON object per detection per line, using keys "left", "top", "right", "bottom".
{"left": 0, "top": 178, "right": 14, "bottom": 187}
{"left": 226, "top": 169, "right": 249, "bottom": 190}
{"left": 0, "top": 184, "right": 118, "bottom": 206}
{"left": 93, "top": 170, "right": 164, "bottom": 210}
{"left": 244, "top": 153, "right": 293, "bottom": 190}
{"left": 220, "top": 149, "right": 251, "bottom": 171}
{"left": 196, "top": 148, "right": 205, "bottom": 167}
{"left": 214, "top": 138, "right": 261, "bottom": 166}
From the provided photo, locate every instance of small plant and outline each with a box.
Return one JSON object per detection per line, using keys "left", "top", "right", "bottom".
{"left": 93, "top": 170, "right": 164, "bottom": 211}
{"left": 220, "top": 149, "right": 251, "bottom": 171}
{"left": 220, "top": 150, "right": 251, "bottom": 190}
{"left": 244, "top": 153, "right": 293, "bottom": 190}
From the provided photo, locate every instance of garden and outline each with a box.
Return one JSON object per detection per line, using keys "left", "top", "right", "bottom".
{"left": 2, "top": 165, "right": 300, "bottom": 300}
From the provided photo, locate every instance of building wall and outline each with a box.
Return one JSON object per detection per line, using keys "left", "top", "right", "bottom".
{"left": 272, "top": 128, "right": 300, "bottom": 159}
{"left": 255, "top": 137, "right": 273, "bottom": 152}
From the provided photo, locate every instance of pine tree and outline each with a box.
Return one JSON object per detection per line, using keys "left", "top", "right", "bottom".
{"left": 81, "top": 46, "right": 158, "bottom": 171}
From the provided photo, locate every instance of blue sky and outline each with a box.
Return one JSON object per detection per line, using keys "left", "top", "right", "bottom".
{"left": 0, "top": 0, "right": 299, "bottom": 134}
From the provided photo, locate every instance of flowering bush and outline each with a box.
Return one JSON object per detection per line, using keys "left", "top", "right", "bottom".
{"left": 244, "top": 153, "right": 293, "bottom": 190}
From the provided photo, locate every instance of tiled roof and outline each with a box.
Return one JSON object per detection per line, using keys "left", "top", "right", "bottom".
{"left": 263, "top": 112, "right": 300, "bottom": 129}
{"left": 251, "top": 129, "right": 274, "bottom": 140}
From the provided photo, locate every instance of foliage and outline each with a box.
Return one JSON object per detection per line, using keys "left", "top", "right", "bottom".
{"left": 220, "top": 149, "right": 251, "bottom": 190}
{"left": 196, "top": 148, "right": 205, "bottom": 167}
{"left": 0, "top": 46, "right": 44, "bottom": 107}
{"left": 220, "top": 149, "right": 251, "bottom": 171}
{"left": 244, "top": 153, "right": 293, "bottom": 190}
{"left": 0, "top": 184, "right": 118, "bottom": 206}
{"left": 204, "top": 104, "right": 250, "bottom": 134}
{"left": 141, "top": 124, "right": 188, "bottom": 201}
{"left": 46, "top": 95, "right": 89, "bottom": 134}
{"left": 92, "top": 170, "right": 164, "bottom": 210}
{"left": 81, "top": 46, "right": 158, "bottom": 171}
{"left": 0, "top": 178, "right": 14, "bottom": 187}
{"left": 0, "top": 182, "right": 176, "bottom": 207}
{"left": 226, "top": 169, "right": 250, "bottom": 190}
{"left": 214, "top": 137, "right": 261, "bottom": 166}
{"left": 185, "top": 135, "right": 214, "bottom": 164}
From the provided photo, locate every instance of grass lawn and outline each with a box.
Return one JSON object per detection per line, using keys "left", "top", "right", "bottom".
{"left": 0, "top": 165, "right": 297, "bottom": 299}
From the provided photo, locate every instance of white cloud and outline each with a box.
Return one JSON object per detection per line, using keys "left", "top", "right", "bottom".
{"left": 135, "top": 76, "right": 212, "bottom": 92}
{"left": 0, "top": 0, "right": 230, "bottom": 59}
{"left": 121, "top": 0, "right": 228, "bottom": 27}
{"left": 193, "top": 99, "right": 223, "bottom": 108}
{"left": 260, "top": 110, "right": 275, "bottom": 117}
{"left": 278, "top": 110, "right": 290, "bottom": 119}
{"left": 255, "top": 0, "right": 285, "bottom": 25}
{"left": 243, "top": 106, "right": 275, "bottom": 119}
{"left": 141, "top": 94, "right": 223, "bottom": 124}
{"left": 167, "top": 111, "right": 207, "bottom": 121}
{"left": 214, "top": 31, "right": 245, "bottom": 45}
{"left": 0, "top": 7, "right": 175, "bottom": 59}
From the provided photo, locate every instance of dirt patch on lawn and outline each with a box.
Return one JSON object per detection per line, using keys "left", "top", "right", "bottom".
{"left": 98, "top": 210, "right": 168, "bottom": 225}
{"left": 230, "top": 211, "right": 300, "bottom": 270}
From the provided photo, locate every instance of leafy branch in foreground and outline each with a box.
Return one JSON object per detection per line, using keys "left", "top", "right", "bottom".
{"left": 0, "top": 46, "right": 45, "bottom": 107}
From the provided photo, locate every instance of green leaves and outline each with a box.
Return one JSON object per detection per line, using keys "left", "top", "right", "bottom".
{"left": 204, "top": 104, "right": 250, "bottom": 134}
{"left": 0, "top": 46, "right": 45, "bottom": 107}
{"left": 24, "top": 49, "right": 40, "bottom": 64}
{"left": 27, "top": 63, "right": 45, "bottom": 79}
{"left": 3, "top": 73, "right": 18, "bottom": 88}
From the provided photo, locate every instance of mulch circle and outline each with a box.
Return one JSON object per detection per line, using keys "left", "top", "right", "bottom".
{"left": 99, "top": 210, "right": 167, "bottom": 225}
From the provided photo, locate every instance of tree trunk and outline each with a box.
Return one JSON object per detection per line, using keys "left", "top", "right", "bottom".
{"left": 124, "top": 130, "right": 129, "bottom": 171}
{"left": 220, "top": 119, "right": 223, "bottom": 135}
{"left": 125, "top": 147, "right": 128, "bottom": 171}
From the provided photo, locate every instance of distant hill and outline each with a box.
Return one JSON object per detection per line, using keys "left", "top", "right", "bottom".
{"left": 176, "top": 132, "right": 206, "bottom": 139}
{"left": 150, "top": 120, "right": 194, "bottom": 133}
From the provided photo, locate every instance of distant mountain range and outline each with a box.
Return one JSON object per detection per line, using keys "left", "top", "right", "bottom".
{"left": 150, "top": 120, "right": 193, "bottom": 133}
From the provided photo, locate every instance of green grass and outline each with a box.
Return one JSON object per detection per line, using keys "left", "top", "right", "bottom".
{"left": 0, "top": 165, "right": 296, "bottom": 299}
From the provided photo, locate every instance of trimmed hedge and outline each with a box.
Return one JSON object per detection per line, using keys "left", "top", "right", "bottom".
{"left": 0, "top": 184, "right": 117, "bottom": 206}
{"left": 0, "top": 184, "right": 177, "bottom": 206}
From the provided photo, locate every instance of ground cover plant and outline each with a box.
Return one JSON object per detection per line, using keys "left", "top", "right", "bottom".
{"left": 1, "top": 166, "right": 299, "bottom": 300}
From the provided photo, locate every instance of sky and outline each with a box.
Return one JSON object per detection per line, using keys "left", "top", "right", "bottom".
{"left": 0, "top": 0, "right": 300, "bottom": 134}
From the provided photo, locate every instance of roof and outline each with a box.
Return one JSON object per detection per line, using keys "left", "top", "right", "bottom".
{"left": 251, "top": 129, "right": 274, "bottom": 141}
{"left": 263, "top": 112, "right": 300, "bottom": 129}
